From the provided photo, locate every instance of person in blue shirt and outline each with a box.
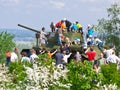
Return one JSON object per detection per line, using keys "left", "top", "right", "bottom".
{"left": 87, "top": 24, "right": 94, "bottom": 38}
{"left": 71, "top": 23, "right": 78, "bottom": 32}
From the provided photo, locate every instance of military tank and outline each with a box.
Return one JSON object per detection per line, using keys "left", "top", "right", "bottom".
{"left": 18, "top": 24, "right": 41, "bottom": 54}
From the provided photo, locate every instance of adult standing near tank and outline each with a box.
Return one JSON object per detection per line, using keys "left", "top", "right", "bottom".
{"left": 104, "top": 45, "right": 115, "bottom": 59}
{"left": 107, "top": 51, "right": 120, "bottom": 64}
{"left": 11, "top": 48, "right": 19, "bottom": 62}
{"left": 55, "top": 49, "right": 63, "bottom": 65}
{"left": 74, "top": 50, "right": 81, "bottom": 64}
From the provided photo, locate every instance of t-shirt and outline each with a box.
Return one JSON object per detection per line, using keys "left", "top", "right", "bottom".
{"left": 21, "top": 57, "right": 30, "bottom": 63}
{"left": 63, "top": 54, "right": 71, "bottom": 63}
{"left": 107, "top": 55, "right": 120, "bottom": 64}
{"left": 76, "top": 23, "right": 82, "bottom": 28}
{"left": 74, "top": 53, "right": 81, "bottom": 60}
{"left": 88, "top": 29, "right": 94, "bottom": 36}
{"left": 30, "top": 54, "right": 39, "bottom": 63}
{"left": 71, "top": 24, "right": 78, "bottom": 30}
{"left": 86, "top": 51, "right": 96, "bottom": 61}
{"left": 105, "top": 49, "right": 114, "bottom": 58}
{"left": 55, "top": 52, "right": 63, "bottom": 65}
{"left": 11, "top": 52, "right": 18, "bottom": 62}
{"left": 97, "top": 58, "right": 106, "bottom": 67}
{"left": 61, "top": 23, "right": 66, "bottom": 29}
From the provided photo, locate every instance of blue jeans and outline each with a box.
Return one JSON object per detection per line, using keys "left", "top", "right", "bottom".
{"left": 6, "top": 57, "right": 11, "bottom": 67}
{"left": 87, "top": 41, "right": 93, "bottom": 46}
{"left": 98, "top": 42, "right": 103, "bottom": 51}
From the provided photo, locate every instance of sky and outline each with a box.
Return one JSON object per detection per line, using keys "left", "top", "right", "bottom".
{"left": 0, "top": 0, "right": 120, "bottom": 32}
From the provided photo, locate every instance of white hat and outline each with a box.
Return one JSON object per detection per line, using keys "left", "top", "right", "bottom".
{"left": 87, "top": 24, "right": 91, "bottom": 27}
{"left": 87, "top": 24, "right": 92, "bottom": 29}
{"left": 64, "top": 18, "right": 67, "bottom": 21}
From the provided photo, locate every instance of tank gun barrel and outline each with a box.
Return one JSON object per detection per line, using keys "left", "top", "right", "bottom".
{"left": 18, "top": 24, "right": 40, "bottom": 33}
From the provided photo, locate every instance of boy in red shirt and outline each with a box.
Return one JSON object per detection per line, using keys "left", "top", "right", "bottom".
{"left": 85, "top": 47, "right": 96, "bottom": 61}
{"left": 85, "top": 47, "right": 96, "bottom": 69}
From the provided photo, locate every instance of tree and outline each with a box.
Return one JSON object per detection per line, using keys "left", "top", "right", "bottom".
{"left": 0, "top": 31, "right": 15, "bottom": 64}
{"left": 94, "top": 3, "right": 120, "bottom": 53}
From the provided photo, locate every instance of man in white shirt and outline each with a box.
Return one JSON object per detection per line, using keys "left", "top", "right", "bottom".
{"left": 11, "top": 48, "right": 19, "bottom": 62}
{"left": 104, "top": 46, "right": 115, "bottom": 59}
{"left": 62, "top": 51, "right": 72, "bottom": 64}
{"left": 107, "top": 52, "right": 120, "bottom": 64}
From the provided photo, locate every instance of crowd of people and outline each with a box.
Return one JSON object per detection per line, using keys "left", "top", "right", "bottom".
{"left": 5, "top": 18, "right": 120, "bottom": 73}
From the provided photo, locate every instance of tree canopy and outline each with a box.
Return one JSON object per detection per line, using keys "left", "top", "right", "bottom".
{"left": 94, "top": 3, "right": 120, "bottom": 53}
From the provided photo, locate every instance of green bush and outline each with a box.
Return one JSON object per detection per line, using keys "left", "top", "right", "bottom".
{"left": 66, "top": 60, "right": 101, "bottom": 90}
{"left": 101, "top": 63, "right": 120, "bottom": 87}
{"left": 0, "top": 32, "right": 15, "bottom": 64}
{"left": 8, "top": 62, "right": 27, "bottom": 84}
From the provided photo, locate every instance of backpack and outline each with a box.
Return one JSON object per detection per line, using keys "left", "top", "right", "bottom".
{"left": 55, "top": 22, "right": 61, "bottom": 28}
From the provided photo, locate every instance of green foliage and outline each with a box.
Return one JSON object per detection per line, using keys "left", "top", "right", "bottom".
{"left": 101, "top": 63, "right": 120, "bottom": 87}
{"left": 94, "top": 3, "right": 120, "bottom": 52}
{"left": 49, "top": 85, "right": 68, "bottom": 90}
{"left": 66, "top": 60, "right": 101, "bottom": 90}
{"left": 1, "top": 53, "right": 120, "bottom": 89}
{"left": 8, "top": 62, "right": 27, "bottom": 84}
{"left": 0, "top": 31, "right": 15, "bottom": 63}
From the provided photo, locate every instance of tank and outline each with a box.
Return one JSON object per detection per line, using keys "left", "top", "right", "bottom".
{"left": 18, "top": 24, "right": 41, "bottom": 54}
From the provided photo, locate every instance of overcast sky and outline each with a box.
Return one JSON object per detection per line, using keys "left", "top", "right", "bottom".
{"left": 0, "top": 0, "right": 119, "bottom": 31}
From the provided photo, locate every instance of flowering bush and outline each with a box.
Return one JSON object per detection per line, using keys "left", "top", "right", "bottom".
{"left": 0, "top": 54, "right": 120, "bottom": 90}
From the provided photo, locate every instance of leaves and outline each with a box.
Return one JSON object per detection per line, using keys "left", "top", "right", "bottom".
{"left": 101, "top": 63, "right": 120, "bottom": 87}
{"left": 8, "top": 62, "right": 27, "bottom": 85}
{"left": 0, "top": 31, "right": 15, "bottom": 63}
{"left": 66, "top": 60, "right": 101, "bottom": 90}
{"left": 94, "top": 3, "right": 120, "bottom": 52}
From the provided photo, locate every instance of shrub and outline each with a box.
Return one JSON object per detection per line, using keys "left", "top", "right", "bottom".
{"left": 8, "top": 62, "right": 27, "bottom": 84}
{"left": 101, "top": 63, "right": 120, "bottom": 87}
{"left": 66, "top": 60, "right": 101, "bottom": 90}
{"left": 0, "top": 32, "right": 15, "bottom": 64}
